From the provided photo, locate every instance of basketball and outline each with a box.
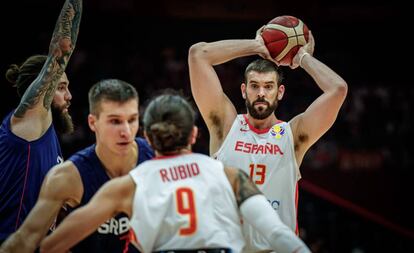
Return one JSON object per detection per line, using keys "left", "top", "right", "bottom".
{"left": 261, "top": 15, "right": 309, "bottom": 65}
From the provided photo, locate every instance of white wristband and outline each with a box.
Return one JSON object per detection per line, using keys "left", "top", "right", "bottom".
{"left": 299, "top": 52, "right": 310, "bottom": 68}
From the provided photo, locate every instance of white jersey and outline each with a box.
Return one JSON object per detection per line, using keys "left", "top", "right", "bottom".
{"left": 215, "top": 114, "right": 300, "bottom": 252}
{"left": 129, "top": 153, "right": 245, "bottom": 253}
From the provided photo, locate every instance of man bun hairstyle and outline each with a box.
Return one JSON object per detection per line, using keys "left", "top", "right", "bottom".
{"left": 144, "top": 94, "right": 195, "bottom": 153}
{"left": 5, "top": 55, "right": 47, "bottom": 97}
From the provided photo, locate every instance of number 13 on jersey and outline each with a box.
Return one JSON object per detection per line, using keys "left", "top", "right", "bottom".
{"left": 175, "top": 187, "right": 197, "bottom": 236}
{"left": 249, "top": 163, "right": 266, "bottom": 185}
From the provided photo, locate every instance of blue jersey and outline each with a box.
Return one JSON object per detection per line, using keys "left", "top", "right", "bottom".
{"left": 0, "top": 111, "right": 63, "bottom": 240}
{"left": 67, "top": 137, "right": 154, "bottom": 253}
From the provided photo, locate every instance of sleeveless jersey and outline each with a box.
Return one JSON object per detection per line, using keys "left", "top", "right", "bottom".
{"left": 67, "top": 137, "right": 154, "bottom": 253}
{"left": 129, "top": 153, "right": 245, "bottom": 253}
{"left": 214, "top": 114, "right": 300, "bottom": 252}
{"left": 0, "top": 111, "right": 63, "bottom": 240}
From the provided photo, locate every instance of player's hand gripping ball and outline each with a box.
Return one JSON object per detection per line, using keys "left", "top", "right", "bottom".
{"left": 261, "top": 15, "right": 309, "bottom": 65}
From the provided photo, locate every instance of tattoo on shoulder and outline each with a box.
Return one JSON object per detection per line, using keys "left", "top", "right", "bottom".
{"left": 235, "top": 169, "right": 261, "bottom": 207}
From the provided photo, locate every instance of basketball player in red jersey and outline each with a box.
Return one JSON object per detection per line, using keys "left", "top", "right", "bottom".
{"left": 188, "top": 28, "right": 347, "bottom": 252}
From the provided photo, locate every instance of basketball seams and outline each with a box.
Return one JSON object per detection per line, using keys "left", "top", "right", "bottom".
{"left": 275, "top": 38, "right": 299, "bottom": 61}
{"left": 293, "top": 21, "right": 308, "bottom": 46}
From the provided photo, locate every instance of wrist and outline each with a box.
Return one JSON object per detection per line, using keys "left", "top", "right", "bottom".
{"left": 254, "top": 39, "right": 266, "bottom": 52}
{"left": 299, "top": 52, "right": 310, "bottom": 68}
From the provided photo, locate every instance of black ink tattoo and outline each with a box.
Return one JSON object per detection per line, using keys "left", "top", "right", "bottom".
{"left": 235, "top": 169, "right": 261, "bottom": 207}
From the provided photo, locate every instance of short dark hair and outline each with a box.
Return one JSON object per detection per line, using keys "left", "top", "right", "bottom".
{"left": 88, "top": 79, "right": 139, "bottom": 116}
{"left": 244, "top": 59, "right": 283, "bottom": 85}
{"left": 5, "top": 55, "right": 48, "bottom": 97}
{"left": 143, "top": 94, "right": 195, "bottom": 153}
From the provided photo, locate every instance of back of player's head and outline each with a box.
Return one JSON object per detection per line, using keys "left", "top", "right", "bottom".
{"left": 143, "top": 93, "right": 195, "bottom": 153}
{"left": 244, "top": 58, "right": 283, "bottom": 85}
{"left": 5, "top": 55, "right": 47, "bottom": 97}
{"left": 88, "top": 79, "right": 138, "bottom": 116}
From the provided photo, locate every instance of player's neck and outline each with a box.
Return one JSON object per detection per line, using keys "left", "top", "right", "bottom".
{"left": 246, "top": 113, "right": 279, "bottom": 129}
{"left": 95, "top": 141, "right": 138, "bottom": 178}
{"left": 155, "top": 146, "right": 192, "bottom": 158}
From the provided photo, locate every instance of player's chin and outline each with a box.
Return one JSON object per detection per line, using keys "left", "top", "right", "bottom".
{"left": 254, "top": 105, "right": 268, "bottom": 112}
{"left": 253, "top": 109, "right": 272, "bottom": 120}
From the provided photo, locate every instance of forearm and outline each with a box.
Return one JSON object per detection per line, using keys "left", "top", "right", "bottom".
{"left": 40, "top": 210, "right": 92, "bottom": 253}
{"left": 50, "top": 0, "right": 82, "bottom": 68}
{"left": 189, "top": 39, "right": 264, "bottom": 66}
{"left": 2, "top": 165, "right": 82, "bottom": 253}
{"left": 300, "top": 53, "right": 347, "bottom": 94}
{"left": 40, "top": 178, "right": 127, "bottom": 253}
{"left": 42, "top": 0, "right": 82, "bottom": 109}
{"left": 0, "top": 201, "right": 65, "bottom": 253}
{"left": 0, "top": 229, "right": 43, "bottom": 253}
{"left": 241, "top": 195, "right": 311, "bottom": 253}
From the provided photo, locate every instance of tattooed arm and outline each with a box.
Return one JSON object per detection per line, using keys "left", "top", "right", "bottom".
{"left": 11, "top": 0, "right": 82, "bottom": 140}
{"left": 224, "top": 166, "right": 261, "bottom": 206}
{"left": 224, "top": 167, "right": 312, "bottom": 253}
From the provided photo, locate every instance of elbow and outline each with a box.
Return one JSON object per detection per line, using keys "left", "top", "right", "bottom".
{"left": 188, "top": 42, "right": 208, "bottom": 61}
{"left": 335, "top": 80, "right": 348, "bottom": 100}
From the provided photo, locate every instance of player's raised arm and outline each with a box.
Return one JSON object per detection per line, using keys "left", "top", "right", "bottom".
{"left": 13, "top": 0, "right": 82, "bottom": 128}
{"left": 288, "top": 31, "right": 347, "bottom": 160}
{"left": 188, "top": 38, "right": 270, "bottom": 154}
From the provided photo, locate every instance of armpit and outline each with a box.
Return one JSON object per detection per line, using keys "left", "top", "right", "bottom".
{"left": 294, "top": 133, "right": 309, "bottom": 151}
{"left": 209, "top": 111, "right": 223, "bottom": 140}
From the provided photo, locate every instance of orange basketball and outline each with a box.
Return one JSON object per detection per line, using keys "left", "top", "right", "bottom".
{"left": 261, "top": 15, "right": 309, "bottom": 65}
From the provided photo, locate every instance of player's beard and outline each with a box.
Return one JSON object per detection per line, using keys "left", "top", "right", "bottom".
{"left": 245, "top": 96, "right": 278, "bottom": 120}
{"left": 51, "top": 102, "right": 74, "bottom": 134}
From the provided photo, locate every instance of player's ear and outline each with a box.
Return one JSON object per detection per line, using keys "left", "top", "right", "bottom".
{"left": 88, "top": 114, "right": 97, "bottom": 132}
{"left": 189, "top": 126, "right": 198, "bottom": 145}
{"left": 241, "top": 83, "right": 247, "bottom": 99}
{"left": 277, "top": 84, "right": 285, "bottom": 100}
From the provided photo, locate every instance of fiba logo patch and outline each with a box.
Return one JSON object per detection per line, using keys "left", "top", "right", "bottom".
{"left": 270, "top": 125, "right": 285, "bottom": 139}
{"left": 239, "top": 119, "right": 249, "bottom": 132}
